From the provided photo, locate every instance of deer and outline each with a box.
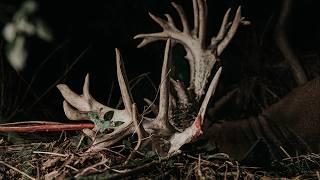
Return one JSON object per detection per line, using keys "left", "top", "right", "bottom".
{"left": 57, "top": 0, "right": 320, "bottom": 163}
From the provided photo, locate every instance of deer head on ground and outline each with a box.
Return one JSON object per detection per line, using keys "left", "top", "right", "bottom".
{"left": 57, "top": 0, "right": 247, "bottom": 156}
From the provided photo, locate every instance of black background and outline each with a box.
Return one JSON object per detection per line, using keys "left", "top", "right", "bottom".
{"left": 0, "top": 0, "right": 319, "bottom": 121}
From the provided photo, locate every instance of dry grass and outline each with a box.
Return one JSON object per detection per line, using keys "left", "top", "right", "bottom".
{"left": 0, "top": 133, "right": 320, "bottom": 179}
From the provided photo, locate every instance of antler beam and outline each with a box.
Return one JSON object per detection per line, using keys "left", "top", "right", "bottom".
{"left": 134, "top": 0, "right": 248, "bottom": 98}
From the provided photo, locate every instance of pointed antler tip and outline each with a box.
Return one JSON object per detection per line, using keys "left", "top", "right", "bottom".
{"left": 171, "top": 2, "right": 177, "bottom": 6}
{"left": 84, "top": 73, "right": 90, "bottom": 84}
{"left": 236, "top": 6, "right": 242, "bottom": 13}
{"left": 133, "top": 35, "right": 139, "bottom": 39}
{"left": 115, "top": 48, "right": 122, "bottom": 62}
{"left": 56, "top": 84, "right": 64, "bottom": 90}
{"left": 148, "top": 12, "right": 155, "bottom": 17}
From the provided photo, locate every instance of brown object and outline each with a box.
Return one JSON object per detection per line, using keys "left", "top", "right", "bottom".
{"left": 0, "top": 121, "right": 94, "bottom": 132}
{"left": 206, "top": 78, "right": 320, "bottom": 160}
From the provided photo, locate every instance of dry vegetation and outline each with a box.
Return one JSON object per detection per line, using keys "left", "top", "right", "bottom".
{"left": 1, "top": 134, "right": 320, "bottom": 179}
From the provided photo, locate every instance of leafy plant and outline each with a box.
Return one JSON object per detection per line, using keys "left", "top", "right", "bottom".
{"left": 88, "top": 111, "right": 124, "bottom": 133}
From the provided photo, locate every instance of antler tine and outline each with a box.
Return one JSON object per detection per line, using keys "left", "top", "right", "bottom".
{"left": 83, "top": 74, "right": 91, "bottom": 100}
{"left": 199, "top": 67, "right": 222, "bottom": 121}
{"left": 171, "top": 2, "right": 190, "bottom": 34}
{"left": 217, "top": 6, "right": 242, "bottom": 55}
{"left": 168, "top": 67, "right": 222, "bottom": 155}
{"left": 192, "top": 0, "right": 199, "bottom": 36}
{"left": 135, "top": 35, "right": 167, "bottom": 48}
{"left": 63, "top": 101, "right": 89, "bottom": 120}
{"left": 164, "top": 14, "right": 177, "bottom": 29}
{"left": 115, "top": 48, "right": 134, "bottom": 115}
{"left": 149, "top": 13, "right": 177, "bottom": 31}
{"left": 57, "top": 79, "right": 91, "bottom": 111}
{"left": 197, "top": 0, "right": 208, "bottom": 48}
{"left": 157, "top": 39, "right": 172, "bottom": 119}
{"left": 214, "top": 8, "right": 231, "bottom": 44}
{"left": 89, "top": 121, "right": 135, "bottom": 151}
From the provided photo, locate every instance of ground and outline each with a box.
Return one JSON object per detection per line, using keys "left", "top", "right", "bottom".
{"left": 1, "top": 132, "right": 320, "bottom": 179}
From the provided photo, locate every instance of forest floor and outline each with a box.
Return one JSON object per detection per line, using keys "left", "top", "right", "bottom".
{"left": 1, "top": 132, "right": 320, "bottom": 179}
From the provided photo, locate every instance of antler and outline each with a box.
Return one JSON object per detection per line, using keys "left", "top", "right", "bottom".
{"left": 57, "top": 39, "right": 222, "bottom": 155}
{"left": 89, "top": 39, "right": 175, "bottom": 152}
{"left": 57, "top": 0, "right": 245, "bottom": 157}
{"left": 134, "top": 0, "right": 249, "bottom": 98}
{"left": 57, "top": 49, "right": 137, "bottom": 148}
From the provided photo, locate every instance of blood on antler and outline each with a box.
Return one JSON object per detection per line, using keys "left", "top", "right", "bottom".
{"left": 134, "top": 0, "right": 249, "bottom": 98}
{"left": 57, "top": 0, "right": 245, "bottom": 156}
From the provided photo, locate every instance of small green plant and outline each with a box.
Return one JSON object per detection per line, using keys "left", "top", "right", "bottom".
{"left": 88, "top": 111, "right": 124, "bottom": 133}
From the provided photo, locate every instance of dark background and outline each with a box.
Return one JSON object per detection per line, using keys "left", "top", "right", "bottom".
{"left": 0, "top": 0, "right": 319, "bottom": 122}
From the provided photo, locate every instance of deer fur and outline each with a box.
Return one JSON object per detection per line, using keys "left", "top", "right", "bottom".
{"left": 205, "top": 78, "right": 320, "bottom": 161}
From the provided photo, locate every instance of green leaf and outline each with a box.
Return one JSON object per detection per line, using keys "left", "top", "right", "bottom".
{"left": 88, "top": 112, "right": 115, "bottom": 133}
{"left": 88, "top": 112, "right": 99, "bottom": 120}
{"left": 104, "top": 111, "right": 114, "bottom": 121}
{"left": 100, "top": 121, "right": 111, "bottom": 133}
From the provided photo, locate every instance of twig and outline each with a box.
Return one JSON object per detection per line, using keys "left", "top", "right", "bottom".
{"left": 76, "top": 134, "right": 85, "bottom": 150}
{"left": 0, "top": 161, "right": 36, "bottom": 180}
{"left": 185, "top": 154, "right": 219, "bottom": 167}
{"left": 105, "top": 151, "right": 181, "bottom": 180}
{"left": 280, "top": 146, "right": 293, "bottom": 161}
{"left": 97, "top": 148, "right": 126, "bottom": 158}
{"left": 235, "top": 161, "right": 240, "bottom": 180}
{"left": 224, "top": 163, "right": 228, "bottom": 180}
{"left": 75, "top": 157, "right": 109, "bottom": 177}
{"left": 196, "top": 154, "right": 204, "bottom": 179}
{"left": 33, "top": 151, "right": 68, "bottom": 157}
{"left": 0, "top": 121, "right": 63, "bottom": 126}
{"left": 65, "top": 165, "right": 79, "bottom": 172}
{"left": 0, "top": 123, "right": 94, "bottom": 132}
